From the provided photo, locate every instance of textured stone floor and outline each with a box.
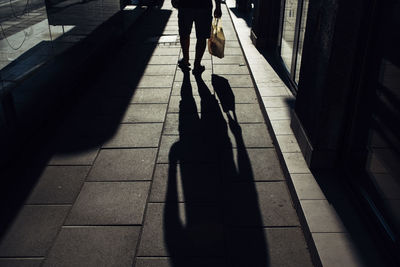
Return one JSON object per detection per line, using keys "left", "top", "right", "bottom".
{"left": 0, "top": 3, "right": 314, "bottom": 266}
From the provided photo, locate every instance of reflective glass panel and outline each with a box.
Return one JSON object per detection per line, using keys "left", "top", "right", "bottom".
{"left": 294, "top": 0, "right": 309, "bottom": 84}
{"left": 280, "top": 0, "right": 298, "bottom": 73}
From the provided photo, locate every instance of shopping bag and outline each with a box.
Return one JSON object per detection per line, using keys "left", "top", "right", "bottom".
{"left": 208, "top": 18, "right": 225, "bottom": 58}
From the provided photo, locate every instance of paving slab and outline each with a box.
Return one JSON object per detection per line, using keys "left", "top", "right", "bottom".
{"left": 223, "top": 47, "right": 243, "bottom": 55}
{"left": 276, "top": 135, "right": 301, "bottom": 152}
{"left": 163, "top": 113, "right": 201, "bottom": 135}
{"left": 87, "top": 148, "right": 157, "bottom": 181}
{"left": 282, "top": 152, "right": 311, "bottom": 174}
{"left": 55, "top": 115, "right": 116, "bottom": 138}
{"left": 157, "top": 135, "right": 180, "bottom": 163}
{"left": 135, "top": 257, "right": 226, "bottom": 267}
{"left": 213, "top": 55, "right": 246, "bottom": 65}
{"left": 301, "top": 200, "right": 347, "bottom": 233}
{"left": 262, "top": 96, "right": 295, "bottom": 107}
{"left": 0, "top": 205, "right": 69, "bottom": 257}
{"left": 137, "top": 75, "right": 174, "bottom": 88}
{"left": 138, "top": 203, "right": 224, "bottom": 257}
{"left": 26, "top": 166, "right": 90, "bottom": 204}
{"left": 270, "top": 119, "right": 293, "bottom": 135}
{"left": 213, "top": 64, "right": 250, "bottom": 75}
{"left": 174, "top": 69, "right": 213, "bottom": 81}
{"left": 227, "top": 123, "right": 273, "bottom": 148}
{"left": 148, "top": 55, "right": 179, "bottom": 65}
{"left": 227, "top": 227, "right": 313, "bottom": 267}
{"left": 224, "top": 182, "right": 300, "bottom": 226}
{"left": 227, "top": 103, "right": 265, "bottom": 123}
{"left": 65, "top": 182, "right": 150, "bottom": 225}
{"left": 72, "top": 97, "right": 129, "bottom": 116}
{"left": 188, "top": 51, "right": 212, "bottom": 60}
{"left": 131, "top": 88, "right": 171, "bottom": 103}
{"left": 152, "top": 47, "right": 180, "bottom": 56}
{"left": 150, "top": 163, "right": 220, "bottom": 203}
{"left": 43, "top": 226, "right": 140, "bottom": 267}
{"left": 0, "top": 258, "right": 43, "bottom": 267}
{"left": 291, "top": 174, "right": 326, "bottom": 200}
{"left": 171, "top": 80, "right": 213, "bottom": 96}
{"left": 222, "top": 148, "right": 285, "bottom": 181}
{"left": 157, "top": 135, "right": 219, "bottom": 164}
{"left": 267, "top": 107, "right": 291, "bottom": 120}
{"left": 211, "top": 74, "right": 253, "bottom": 87}
{"left": 142, "top": 65, "right": 176, "bottom": 76}
{"left": 121, "top": 104, "right": 167, "bottom": 123}
{"left": 48, "top": 141, "right": 100, "bottom": 166}
{"left": 227, "top": 87, "right": 258, "bottom": 103}
{"left": 102, "top": 123, "right": 162, "bottom": 148}
{"left": 167, "top": 95, "right": 202, "bottom": 113}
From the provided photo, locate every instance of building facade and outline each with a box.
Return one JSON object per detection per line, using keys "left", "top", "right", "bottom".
{"left": 252, "top": 0, "right": 400, "bottom": 264}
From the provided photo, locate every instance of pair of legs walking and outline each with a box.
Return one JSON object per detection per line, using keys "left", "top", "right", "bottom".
{"left": 179, "top": 36, "right": 206, "bottom": 72}
{"left": 178, "top": 8, "right": 212, "bottom": 73}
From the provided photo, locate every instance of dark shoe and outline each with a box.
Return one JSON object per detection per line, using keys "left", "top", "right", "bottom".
{"left": 178, "top": 58, "right": 190, "bottom": 70}
{"left": 192, "top": 65, "right": 205, "bottom": 75}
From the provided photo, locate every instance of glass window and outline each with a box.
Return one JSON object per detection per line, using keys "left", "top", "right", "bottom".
{"left": 280, "top": 0, "right": 298, "bottom": 72}
{"left": 294, "top": 0, "right": 309, "bottom": 84}
{"left": 279, "top": 0, "right": 309, "bottom": 87}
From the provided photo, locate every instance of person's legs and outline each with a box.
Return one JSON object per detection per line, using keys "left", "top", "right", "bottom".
{"left": 180, "top": 35, "right": 190, "bottom": 65}
{"left": 193, "top": 9, "right": 212, "bottom": 73}
{"left": 194, "top": 38, "right": 206, "bottom": 68}
{"left": 178, "top": 8, "right": 194, "bottom": 67}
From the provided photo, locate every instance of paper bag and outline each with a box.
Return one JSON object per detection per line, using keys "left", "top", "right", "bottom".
{"left": 208, "top": 18, "right": 225, "bottom": 58}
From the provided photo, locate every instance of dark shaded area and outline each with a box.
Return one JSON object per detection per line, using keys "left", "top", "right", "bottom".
{"left": 310, "top": 170, "right": 393, "bottom": 267}
{"left": 0, "top": 1, "right": 146, "bottom": 168}
{"left": 288, "top": 0, "right": 399, "bottom": 265}
{"left": 164, "top": 71, "right": 269, "bottom": 266}
{"left": 211, "top": 74, "right": 237, "bottom": 121}
{"left": 229, "top": 5, "right": 253, "bottom": 27}
{"left": 0, "top": 6, "right": 171, "bottom": 239}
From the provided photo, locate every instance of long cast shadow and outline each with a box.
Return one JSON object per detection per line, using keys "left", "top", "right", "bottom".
{"left": 0, "top": 6, "right": 171, "bottom": 239}
{"left": 164, "top": 71, "right": 269, "bottom": 266}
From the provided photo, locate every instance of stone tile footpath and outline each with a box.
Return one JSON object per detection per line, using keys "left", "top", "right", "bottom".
{"left": 0, "top": 2, "right": 315, "bottom": 266}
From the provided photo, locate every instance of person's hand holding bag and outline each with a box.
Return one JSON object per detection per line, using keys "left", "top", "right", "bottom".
{"left": 214, "top": 0, "right": 222, "bottom": 18}
{"left": 208, "top": 17, "right": 225, "bottom": 58}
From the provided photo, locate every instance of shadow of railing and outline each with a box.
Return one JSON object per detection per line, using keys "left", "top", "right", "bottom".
{"left": 164, "top": 71, "right": 269, "bottom": 266}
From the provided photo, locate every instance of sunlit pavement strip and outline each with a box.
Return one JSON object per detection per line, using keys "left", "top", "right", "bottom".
{"left": 224, "top": 0, "right": 370, "bottom": 266}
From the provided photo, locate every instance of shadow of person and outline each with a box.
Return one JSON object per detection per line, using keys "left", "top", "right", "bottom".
{"left": 164, "top": 71, "right": 269, "bottom": 266}
{"left": 223, "top": 113, "right": 270, "bottom": 267}
{"left": 211, "top": 74, "right": 269, "bottom": 267}
{"left": 164, "top": 69, "right": 224, "bottom": 266}
{"left": 211, "top": 74, "right": 237, "bottom": 121}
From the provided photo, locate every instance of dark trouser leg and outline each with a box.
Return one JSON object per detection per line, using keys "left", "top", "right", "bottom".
{"left": 180, "top": 35, "right": 190, "bottom": 64}
{"left": 194, "top": 38, "right": 206, "bottom": 67}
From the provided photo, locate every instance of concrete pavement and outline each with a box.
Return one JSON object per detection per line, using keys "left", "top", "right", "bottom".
{"left": 0, "top": 2, "right": 315, "bottom": 266}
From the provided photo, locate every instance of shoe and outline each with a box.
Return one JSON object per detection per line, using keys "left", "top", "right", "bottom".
{"left": 178, "top": 58, "right": 190, "bottom": 69}
{"left": 192, "top": 65, "right": 205, "bottom": 75}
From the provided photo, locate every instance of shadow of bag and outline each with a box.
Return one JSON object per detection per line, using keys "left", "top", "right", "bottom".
{"left": 208, "top": 18, "right": 225, "bottom": 58}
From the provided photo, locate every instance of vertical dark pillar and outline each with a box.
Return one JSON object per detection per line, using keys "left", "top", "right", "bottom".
{"left": 291, "top": 0, "right": 374, "bottom": 169}
{"left": 251, "top": 0, "right": 281, "bottom": 50}
{"left": 236, "top": 0, "right": 250, "bottom": 12}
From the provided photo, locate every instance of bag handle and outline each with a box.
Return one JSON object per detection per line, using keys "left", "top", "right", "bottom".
{"left": 213, "top": 18, "right": 220, "bottom": 27}
{"left": 212, "top": 18, "right": 220, "bottom": 35}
